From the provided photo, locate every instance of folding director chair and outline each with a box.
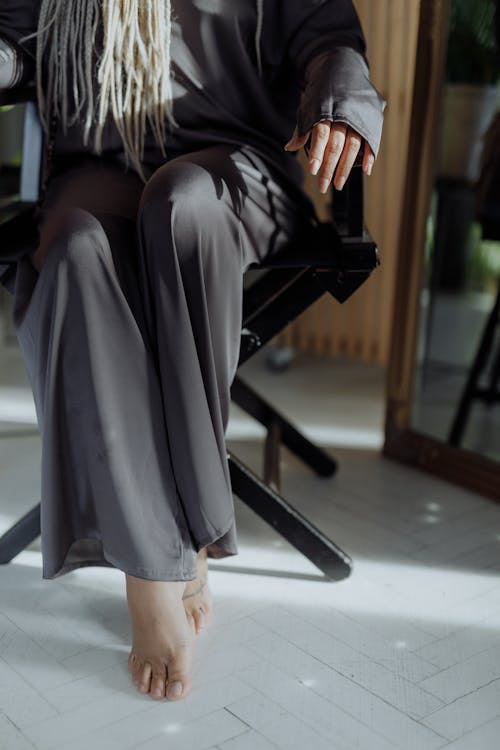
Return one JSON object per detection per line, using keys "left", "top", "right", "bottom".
{"left": 0, "top": 86, "right": 380, "bottom": 581}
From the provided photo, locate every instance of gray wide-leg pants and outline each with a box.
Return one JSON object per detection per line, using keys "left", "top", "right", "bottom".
{"left": 9, "top": 143, "right": 318, "bottom": 581}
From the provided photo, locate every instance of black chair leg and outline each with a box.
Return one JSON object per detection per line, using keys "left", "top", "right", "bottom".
{"left": 0, "top": 381, "right": 340, "bottom": 573}
{"left": 228, "top": 451, "right": 351, "bottom": 580}
{"left": 448, "top": 285, "right": 500, "bottom": 445}
{"left": 486, "top": 339, "right": 500, "bottom": 403}
{"left": 0, "top": 478, "right": 352, "bottom": 580}
{"left": 263, "top": 420, "right": 282, "bottom": 491}
{"left": 0, "top": 504, "right": 41, "bottom": 564}
{"left": 231, "top": 375, "right": 338, "bottom": 477}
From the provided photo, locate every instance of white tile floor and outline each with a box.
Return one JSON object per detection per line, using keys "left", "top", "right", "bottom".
{"left": 1, "top": 345, "right": 500, "bottom": 749}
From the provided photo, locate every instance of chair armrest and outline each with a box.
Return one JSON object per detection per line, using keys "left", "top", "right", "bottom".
{"left": 0, "top": 89, "right": 43, "bottom": 202}
{"left": 0, "top": 202, "right": 39, "bottom": 263}
{"left": 0, "top": 85, "right": 36, "bottom": 107}
{"left": 0, "top": 201, "right": 39, "bottom": 291}
{"left": 330, "top": 166, "right": 364, "bottom": 238}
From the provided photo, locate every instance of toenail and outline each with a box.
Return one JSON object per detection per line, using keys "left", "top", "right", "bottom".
{"left": 153, "top": 688, "right": 162, "bottom": 697}
{"left": 168, "top": 681, "right": 183, "bottom": 698}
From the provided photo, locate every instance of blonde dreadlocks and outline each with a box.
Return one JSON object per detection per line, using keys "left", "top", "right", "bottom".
{"left": 20, "top": 0, "right": 264, "bottom": 181}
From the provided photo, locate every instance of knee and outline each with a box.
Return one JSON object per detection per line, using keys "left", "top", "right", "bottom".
{"left": 137, "top": 161, "right": 226, "bottom": 265}
{"left": 33, "top": 207, "right": 110, "bottom": 273}
{"left": 139, "top": 160, "right": 217, "bottom": 219}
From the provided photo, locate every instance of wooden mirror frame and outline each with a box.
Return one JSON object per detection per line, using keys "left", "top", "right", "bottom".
{"left": 383, "top": 0, "right": 500, "bottom": 502}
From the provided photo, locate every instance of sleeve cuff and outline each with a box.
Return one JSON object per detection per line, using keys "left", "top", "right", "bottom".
{"left": 0, "top": 34, "right": 33, "bottom": 89}
{"left": 296, "top": 45, "right": 387, "bottom": 159}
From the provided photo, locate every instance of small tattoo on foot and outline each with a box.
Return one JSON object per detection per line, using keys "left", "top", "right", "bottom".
{"left": 182, "top": 576, "right": 207, "bottom": 600}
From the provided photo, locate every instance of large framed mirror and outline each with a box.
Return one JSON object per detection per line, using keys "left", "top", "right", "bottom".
{"left": 384, "top": 0, "right": 500, "bottom": 500}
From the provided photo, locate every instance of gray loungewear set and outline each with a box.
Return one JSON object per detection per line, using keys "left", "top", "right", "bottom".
{"left": 0, "top": 0, "right": 386, "bottom": 580}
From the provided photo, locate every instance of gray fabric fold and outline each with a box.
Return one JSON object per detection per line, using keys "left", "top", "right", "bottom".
{"left": 10, "top": 146, "right": 318, "bottom": 581}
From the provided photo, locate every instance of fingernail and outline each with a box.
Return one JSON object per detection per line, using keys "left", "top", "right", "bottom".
{"left": 319, "top": 178, "right": 329, "bottom": 193}
{"left": 336, "top": 176, "right": 346, "bottom": 190}
{"left": 168, "top": 681, "right": 183, "bottom": 698}
{"left": 309, "top": 158, "right": 321, "bottom": 175}
{"left": 367, "top": 161, "right": 373, "bottom": 176}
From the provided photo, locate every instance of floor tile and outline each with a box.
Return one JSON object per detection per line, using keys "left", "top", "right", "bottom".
{"left": 1, "top": 348, "right": 500, "bottom": 750}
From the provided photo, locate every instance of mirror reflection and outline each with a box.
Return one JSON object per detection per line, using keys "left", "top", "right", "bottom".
{"left": 411, "top": 0, "right": 500, "bottom": 462}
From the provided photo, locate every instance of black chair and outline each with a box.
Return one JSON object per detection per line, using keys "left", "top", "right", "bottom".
{"left": 0, "top": 86, "right": 380, "bottom": 581}
{"left": 447, "top": 180, "right": 500, "bottom": 448}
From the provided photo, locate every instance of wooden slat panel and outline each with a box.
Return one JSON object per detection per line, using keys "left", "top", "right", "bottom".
{"left": 276, "top": 0, "right": 421, "bottom": 364}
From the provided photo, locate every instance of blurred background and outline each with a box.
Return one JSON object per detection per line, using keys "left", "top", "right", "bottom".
{"left": 1, "top": 0, "right": 500, "bottom": 469}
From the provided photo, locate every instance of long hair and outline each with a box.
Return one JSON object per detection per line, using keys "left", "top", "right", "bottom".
{"left": 20, "top": 0, "right": 264, "bottom": 181}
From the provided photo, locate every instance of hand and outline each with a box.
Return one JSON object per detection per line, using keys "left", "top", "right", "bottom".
{"left": 284, "top": 120, "right": 375, "bottom": 193}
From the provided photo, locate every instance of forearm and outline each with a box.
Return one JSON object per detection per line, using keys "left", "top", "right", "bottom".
{"left": 296, "top": 45, "right": 386, "bottom": 160}
{"left": 281, "top": 0, "right": 386, "bottom": 192}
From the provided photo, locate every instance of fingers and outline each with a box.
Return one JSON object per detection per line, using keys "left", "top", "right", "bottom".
{"left": 319, "top": 123, "right": 350, "bottom": 192}
{"left": 307, "top": 120, "right": 333, "bottom": 179}
{"left": 284, "top": 120, "right": 377, "bottom": 192}
{"left": 284, "top": 127, "right": 310, "bottom": 152}
{"left": 362, "top": 139, "right": 375, "bottom": 176}
{"left": 335, "top": 128, "right": 363, "bottom": 190}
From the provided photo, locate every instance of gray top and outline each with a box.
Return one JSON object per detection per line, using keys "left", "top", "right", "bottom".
{"left": 0, "top": 0, "right": 386, "bottom": 188}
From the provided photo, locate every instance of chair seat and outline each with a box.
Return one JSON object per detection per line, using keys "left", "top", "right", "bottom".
{"left": 256, "top": 220, "right": 378, "bottom": 271}
{"left": 0, "top": 204, "right": 378, "bottom": 270}
{"left": 0, "top": 86, "right": 37, "bottom": 106}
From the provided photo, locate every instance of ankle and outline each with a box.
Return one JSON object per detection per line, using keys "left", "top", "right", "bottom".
{"left": 125, "top": 575, "right": 184, "bottom": 596}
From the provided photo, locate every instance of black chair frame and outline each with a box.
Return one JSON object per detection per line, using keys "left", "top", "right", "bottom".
{"left": 448, "top": 277, "right": 500, "bottom": 447}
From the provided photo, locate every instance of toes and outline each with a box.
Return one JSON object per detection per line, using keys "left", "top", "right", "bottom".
{"left": 138, "top": 661, "right": 152, "bottom": 693}
{"left": 184, "top": 601, "right": 211, "bottom": 635}
{"left": 194, "top": 607, "right": 207, "bottom": 632}
{"left": 128, "top": 653, "right": 143, "bottom": 684}
{"left": 150, "top": 662, "right": 167, "bottom": 699}
{"left": 129, "top": 654, "right": 186, "bottom": 700}
{"left": 166, "top": 674, "right": 191, "bottom": 700}
{"left": 185, "top": 612, "right": 196, "bottom": 636}
{"left": 128, "top": 652, "right": 136, "bottom": 675}
{"left": 198, "top": 601, "right": 213, "bottom": 629}
{"left": 166, "top": 646, "right": 192, "bottom": 701}
{"left": 186, "top": 607, "right": 205, "bottom": 635}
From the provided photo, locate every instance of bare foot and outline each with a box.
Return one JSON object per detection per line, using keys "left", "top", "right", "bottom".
{"left": 126, "top": 575, "right": 194, "bottom": 700}
{"left": 182, "top": 547, "right": 213, "bottom": 635}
